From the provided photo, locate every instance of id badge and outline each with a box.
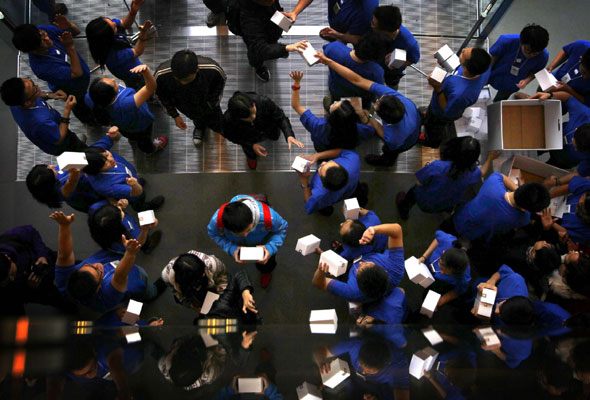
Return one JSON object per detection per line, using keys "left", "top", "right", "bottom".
{"left": 353, "top": 256, "right": 362, "bottom": 265}
{"left": 333, "top": 1, "right": 341, "bottom": 15}
{"left": 562, "top": 73, "right": 571, "bottom": 83}
{"left": 510, "top": 65, "right": 520, "bottom": 76}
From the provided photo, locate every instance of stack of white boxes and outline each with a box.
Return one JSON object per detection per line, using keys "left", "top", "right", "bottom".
{"left": 474, "top": 287, "right": 497, "bottom": 318}
{"left": 296, "top": 382, "right": 323, "bottom": 400}
{"left": 296, "top": 234, "right": 321, "bottom": 256}
{"left": 319, "top": 250, "right": 348, "bottom": 277}
{"left": 309, "top": 309, "right": 338, "bottom": 334}
{"left": 434, "top": 44, "right": 461, "bottom": 73}
{"left": 455, "top": 86, "right": 492, "bottom": 139}
{"left": 405, "top": 257, "right": 435, "bottom": 288}
{"left": 320, "top": 358, "right": 350, "bottom": 388}
{"left": 409, "top": 347, "right": 439, "bottom": 379}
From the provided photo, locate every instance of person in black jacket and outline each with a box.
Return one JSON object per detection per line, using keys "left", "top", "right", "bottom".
{"left": 154, "top": 49, "right": 226, "bottom": 146}
{"left": 238, "top": 0, "right": 308, "bottom": 82}
{"left": 223, "top": 91, "right": 304, "bottom": 169}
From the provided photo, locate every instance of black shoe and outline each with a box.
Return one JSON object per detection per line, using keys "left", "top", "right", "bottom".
{"left": 365, "top": 153, "right": 397, "bottom": 167}
{"left": 396, "top": 191, "right": 410, "bottom": 220}
{"left": 255, "top": 65, "right": 270, "bottom": 82}
{"left": 141, "top": 230, "right": 162, "bottom": 255}
{"left": 192, "top": 126, "right": 204, "bottom": 146}
{"left": 143, "top": 195, "right": 165, "bottom": 211}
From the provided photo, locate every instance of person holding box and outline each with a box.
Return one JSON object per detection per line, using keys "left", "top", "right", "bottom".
{"left": 312, "top": 222, "right": 405, "bottom": 304}
{"left": 488, "top": 24, "right": 550, "bottom": 102}
{"left": 315, "top": 51, "right": 421, "bottom": 166}
{"left": 1, "top": 77, "right": 87, "bottom": 155}
{"left": 207, "top": 195, "right": 288, "bottom": 288}
{"left": 546, "top": 42, "right": 590, "bottom": 106}
{"left": 50, "top": 211, "right": 166, "bottom": 312}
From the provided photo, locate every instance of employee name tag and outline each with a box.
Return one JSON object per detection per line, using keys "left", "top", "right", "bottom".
{"left": 353, "top": 256, "right": 362, "bottom": 265}
{"left": 125, "top": 166, "right": 133, "bottom": 177}
{"left": 510, "top": 65, "right": 520, "bottom": 76}
{"left": 333, "top": 1, "right": 341, "bottom": 15}
{"left": 562, "top": 73, "right": 571, "bottom": 83}
{"left": 566, "top": 204, "right": 572, "bottom": 214}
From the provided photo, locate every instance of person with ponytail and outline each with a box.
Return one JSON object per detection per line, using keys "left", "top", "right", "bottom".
{"left": 86, "top": 64, "right": 167, "bottom": 154}
{"left": 396, "top": 136, "right": 501, "bottom": 219}
{"left": 418, "top": 231, "right": 472, "bottom": 308}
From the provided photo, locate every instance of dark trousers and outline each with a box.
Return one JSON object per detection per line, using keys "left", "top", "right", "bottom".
{"left": 130, "top": 191, "right": 149, "bottom": 212}
{"left": 188, "top": 105, "right": 224, "bottom": 133}
{"left": 422, "top": 106, "right": 457, "bottom": 148}
{"left": 242, "top": 128, "right": 280, "bottom": 159}
{"left": 56, "top": 129, "right": 88, "bottom": 154}
{"left": 121, "top": 124, "right": 155, "bottom": 154}
{"left": 203, "top": 0, "right": 226, "bottom": 14}
{"left": 256, "top": 255, "right": 276, "bottom": 274}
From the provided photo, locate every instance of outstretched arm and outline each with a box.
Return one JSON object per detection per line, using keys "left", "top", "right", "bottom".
{"left": 49, "top": 212, "right": 76, "bottom": 267}
{"left": 111, "top": 236, "right": 141, "bottom": 292}
{"left": 315, "top": 52, "right": 374, "bottom": 92}
{"left": 360, "top": 223, "right": 403, "bottom": 248}
{"left": 121, "top": 0, "right": 143, "bottom": 29}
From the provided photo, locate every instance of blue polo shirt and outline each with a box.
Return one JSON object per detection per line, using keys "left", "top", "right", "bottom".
{"left": 561, "top": 176, "right": 590, "bottom": 246}
{"left": 29, "top": 25, "right": 90, "bottom": 99}
{"left": 554, "top": 40, "right": 590, "bottom": 106}
{"left": 431, "top": 66, "right": 491, "bottom": 119}
{"left": 381, "top": 25, "right": 420, "bottom": 75}
{"left": 369, "top": 83, "right": 420, "bottom": 150}
{"left": 10, "top": 98, "right": 62, "bottom": 155}
{"left": 55, "top": 167, "right": 103, "bottom": 212}
{"left": 558, "top": 97, "right": 590, "bottom": 175}
{"left": 496, "top": 334, "right": 533, "bottom": 369}
{"left": 324, "top": 41, "right": 384, "bottom": 99}
{"left": 328, "top": 0, "right": 378, "bottom": 36}
{"left": 327, "top": 247, "right": 405, "bottom": 303}
{"left": 495, "top": 264, "right": 528, "bottom": 305}
{"left": 300, "top": 109, "right": 376, "bottom": 146}
{"left": 364, "top": 287, "right": 408, "bottom": 324}
{"left": 89, "top": 199, "right": 141, "bottom": 254}
{"left": 340, "top": 210, "right": 388, "bottom": 261}
{"left": 85, "top": 84, "right": 153, "bottom": 133}
{"left": 453, "top": 173, "right": 531, "bottom": 242}
{"left": 532, "top": 300, "right": 570, "bottom": 326}
{"left": 488, "top": 34, "right": 549, "bottom": 93}
{"left": 105, "top": 18, "right": 141, "bottom": 82}
{"left": 306, "top": 150, "right": 361, "bottom": 214}
{"left": 427, "top": 231, "right": 471, "bottom": 295}
{"left": 414, "top": 160, "right": 482, "bottom": 213}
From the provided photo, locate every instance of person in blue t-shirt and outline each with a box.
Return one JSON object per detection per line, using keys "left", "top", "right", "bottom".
{"left": 296, "top": 149, "right": 364, "bottom": 216}
{"left": 50, "top": 211, "right": 166, "bottom": 313}
{"left": 85, "top": 1, "right": 151, "bottom": 91}
{"left": 547, "top": 41, "right": 590, "bottom": 106}
{"left": 397, "top": 137, "right": 499, "bottom": 218}
{"left": 316, "top": 51, "right": 421, "bottom": 167}
{"left": 312, "top": 222, "right": 405, "bottom": 304}
{"left": 1, "top": 77, "right": 86, "bottom": 155}
{"left": 12, "top": 21, "right": 95, "bottom": 124}
{"left": 488, "top": 24, "right": 550, "bottom": 101}
{"left": 290, "top": 70, "right": 374, "bottom": 152}
{"left": 452, "top": 173, "right": 550, "bottom": 243}
{"left": 88, "top": 198, "right": 162, "bottom": 255}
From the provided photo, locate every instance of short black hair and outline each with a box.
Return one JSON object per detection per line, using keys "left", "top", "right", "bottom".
{"left": 354, "top": 31, "right": 392, "bottom": 62}
{"left": 358, "top": 337, "right": 392, "bottom": 371}
{"left": 341, "top": 220, "right": 367, "bottom": 248}
{"left": 321, "top": 164, "right": 349, "bottom": 191}
{"left": 376, "top": 95, "right": 405, "bottom": 124}
{"left": 66, "top": 267, "right": 100, "bottom": 302}
{"left": 221, "top": 201, "right": 253, "bottom": 233}
{"left": 169, "top": 336, "right": 205, "bottom": 388}
{"left": 514, "top": 182, "right": 550, "bottom": 212}
{"left": 440, "top": 247, "right": 469, "bottom": 276}
{"left": 0, "top": 77, "right": 26, "bottom": 106}
{"left": 26, "top": 164, "right": 62, "bottom": 208}
{"left": 564, "top": 253, "right": 590, "bottom": 296}
{"left": 533, "top": 246, "right": 561, "bottom": 275}
{"left": 88, "top": 203, "right": 126, "bottom": 251}
{"left": 463, "top": 47, "right": 491, "bottom": 76}
{"left": 227, "top": 91, "right": 254, "bottom": 119}
{"left": 520, "top": 24, "right": 549, "bottom": 53}
{"left": 172, "top": 253, "right": 208, "bottom": 303}
{"left": 171, "top": 50, "right": 199, "bottom": 80}
{"left": 574, "top": 123, "right": 590, "bottom": 153}
{"left": 357, "top": 264, "right": 389, "bottom": 300}
{"left": 82, "top": 147, "right": 108, "bottom": 175}
{"left": 0, "top": 256, "right": 11, "bottom": 282}
{"left": 498, "top": 296, "right": 534, "bottom": 325}
{"left": 12, "top": 24, "right": 42, "bottom": 52}
{"left": 373, "top": 5, "right": 401, "bottom": 33}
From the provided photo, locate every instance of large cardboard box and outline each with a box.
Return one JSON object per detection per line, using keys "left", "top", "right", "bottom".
{"left": 320, "top": 358, "right": 350, "bottom": 388}
{"left": 499, "top": 155, "right": 569, "bottom": 184}
{"left": 309, "top": 309, "right": 338, "bottom": 334}
{"left": 487, "top": 100, "right": 563, "bottom": 150}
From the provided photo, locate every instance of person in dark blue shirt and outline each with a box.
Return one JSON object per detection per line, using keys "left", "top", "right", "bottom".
{"left": 547, "top": 41, "right": 590, "bottom": 106}
{"left": 1, "top": 77, "right": 86, "bottom": 155}
{"left": 488, "top": 24, "right": 550, "bottom": 101}
{"left": 334, "top": 208, "right": 388, "bottom": 262}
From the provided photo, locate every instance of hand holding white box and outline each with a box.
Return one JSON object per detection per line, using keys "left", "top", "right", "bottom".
{"left": 388, "top": 48, "right": 407, "bottom": 69}
{"left": 238, "top": 378, "right": 264, "bottom": 393}
{"left": 292, "top": 156, "right": 311, "bottom": 173}
{"left": 320, "top": 358, "right": 350, "bottom": 388}
{"left": 309, "top": 309, "right": 338, "bottom": 334}
{"left": 434, "top": 44, "right": 455, "bottom": 63}
{"left": 319, "top": 250, "right": 348, "bottom": 277}
{"left": 296, "top": 234, "right": 321, "bottom": 256}
{"left": 475, "top": 327, "right": 501, "bottom": 347}
{"left": 240, "top": 247, "right": 265, "bottom": 261}
{"left": 56, "top": 152, "right": 88, "bottom": 171}
{"left": 200, "top": 291, "right": 220, "bottom": 315}
{"left": 420, "top": 290, "right": 441, "bottom": 318}
{"left": 343, "top": 198, "right": 360, "bottom": 220}
{"left": 442, "top": 54, "right": 461, "bottom": 72}
{"left": 137, "top": 210, "right": 155, "bottom": 226}
{"left": 300, "top": 43, "right": 320, "bottom": 66}
{"left": 474, "top": 287, "right": 497, "bottom": 318}
{"left": 405, "top": 256, "right": 435, "bottom": 288}
{"left": 431, "top": 66, "right": 447, "bottom": 83}
{"left": 409, "top": 348, "right": 438, "bottom": 379}
{"left": 535, "top": 69, "right": 558, "bottom": 91}
{"left": 296, "top": 381, "right": 323, "bottom": 400}
{"left": 270, "top": 10, "right": 293, "bottom": 32}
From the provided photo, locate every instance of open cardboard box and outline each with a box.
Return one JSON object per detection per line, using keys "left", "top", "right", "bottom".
{"left": 499, "top": 155, "right": 569, "bottom": 184}
{"left": 487, "top": 100, "right": 562, "bottom": 150}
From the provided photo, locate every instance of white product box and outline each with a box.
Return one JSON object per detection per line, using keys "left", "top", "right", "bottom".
{"left": 409, "top": 347, "right": 438, "bottom": 379}
{"left": 475, "top": 327, "right": 501, "bottom": 347}
{"left": 388, "top": 48, "right": 407, "bottom": 69}
{"left": 56, "top": 152, "right": 88, "bottom": 171}
{"left": 320, "top": 358, "right": 350, "bottom": 389}
{"left": 535, "top": 69, "right": 558, "bottom": 91}
{"left": 240, "top": 247, "right": 265, "bottom": 261}
{"left": 125, "top": 331, "right": 142, "bottom": 343}
{"left": 464, "top": 107, "right": 484, "bottom": 119}
{"left": 479, "top": 87, "right": 491, "bottom": 101}
{"left": 422, "top": 347, "right": 439, "bottom": 372}
{"left": 405, "top": 256, "right": 435, "bottom": 288}
{"left": 200, "top": 332, "right": 219, "bottom": 348}
{"left": 487, "top": 100, "right": 563, "bottom": 150}
{"left": 422, "top": 327, "right": 444, "bottom": 346}
{"left": 478, "top": 115, "right": 488, "bottom": 136}
{"left": 319, "top": 250, "right": 348, "bottom": 277}
{"left": 137, "top": 210, "right": 155, "bottom": 226}
{"left": 499, "top": 155, "right": 569, "bottom": 184}
{"left": 550, "top": 195, "right": 568, "bottom": 218}
{"left": 420, "top": 290, "right": 441, "bottom": 318}
{"left": 454, "top": 118, "right": 469, "bottom": 137}
{"left": 270, "top": 10, "right": 293, "bottom": 32}
{"left": 434, "top": 44, "right": 455, "bottom": 64}
{"left": 200, "top": 291, "right": 220, "bottom": 315}
{"left": 296, "top": 382, "right": 323, "bottom": 400}
{"left": 121, "top": 299, "right": 143, "bottom": 324}
{"left": 466, "top": 117, "right": 483, "bottom": 133}
{"left": 431, "top": 66, "right": 447, "bottom": 83}
{"left": 343, "top": 198, "right": 360, "bottom": 220}
{"left": 474, "top": 287, "right": 497, "bottom": 318}
{"left": 238, "top": 377, "right": 264, "bottom": 393}
{"left": 300, "top": 43, "right": 320, "bottom": 66}
{"left": 309, "top": 309, "right": 338, "bottom": 334}
{"left": 296, "top": 234, "right": 321, "bottom": 256}
{"left": 292, "top": 156, "right": 311, "bottom": 173}
{"left": 441, "top": 54, "right": 461, "bottom": 72}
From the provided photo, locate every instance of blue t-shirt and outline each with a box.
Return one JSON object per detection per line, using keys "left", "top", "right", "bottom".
{"left": 89, "top": 199, "right": 141, "bottom": 254}
{"left": 10, "top": 98, "right": 62, "bottom": 155}
{"left": 493, "top": 264, "right": 528, "bottom": 319}
{"left": 414, "top": 160, "right": 482, "bottom": 213}
{"left": 532, "top": 300, "right": 570, "bottom": 326}
{"left": 85, "top": 84, "right": 153, "bottom": 133}
{"left": 364, "top": 287, "right": 408, "bottom": 324}
{"left": 562, "top": 176, "right": 590, "bottom": 246}
{"left": 488, "top": 34, "right": 549, "bottom": 93}
{"left": 559, "top": 97, "right": 590, "bottom": 173}
{"left": 554, "top": 40, "right": 590, "bottom": 106}
{"left": 29, "top": 25, "right": 90, "bottom": 99}
{"left": 105, "top": 18, "right": 141, "bottom": 82}
{"left": 328, "top": 0, "right": 378, "bottom": 36}
{"left": 496, "top": 334, "right": 533, "bottom": 369}
{"left": 427, "top": 231, "right": 471, "bottom": 295}
{"left": 55, "top": 167, "right": 103, "bottom": 212}
{"left": 340, "top": 210, "right": 388, "bottom": 261}
{"left": 430, "top": 66, "right": 491, "bottom": 119}
{"left": 453, "top": 173, "right": 530, "bottom": 242}
{"left": 299, "top": 109, "right": 376, "bottom": 146}
{"left": 381, "top": 25, "right": 420, "bottom": 75}
{"left": 306, "top": 150, "right": 361, "bottom": 214}
{"left": 369, "top": 83, "right": 420, "bottom": 150}
{"left": 324, "top": 41, "right": 384, "bottom": 98}
{"left": 328, "top": 247, "right": 405, "bottom": 303}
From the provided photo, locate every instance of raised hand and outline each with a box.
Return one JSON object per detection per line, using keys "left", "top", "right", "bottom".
{"left": 49, "top": 211, "right": 75, "bottom": 225}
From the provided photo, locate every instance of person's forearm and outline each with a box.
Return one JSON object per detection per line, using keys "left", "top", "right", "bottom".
{"left": 434, "top": 89, "right": 447, "bottom": 110}
{"left": 67, "top": 22, "right": 81, "bottom": 36}
{"left": 550, "top": 184, "right": 570, "bottom": 198}
{"left": 58, "top": 109, "right": 71, "bottom": 143}
{"left": 372, "top": 223, "right": 402, "bottom": 239}
{"left": 425, "top": 375, "right": 447, "bottom": 398}
{"left": 66, "top": 47, "right": 83, "bottom": 78}
{"left": 61, "top": 172, "right": 80, "bottom": 198}
{"left": 480, "top": 156, "right": 494, "bottom": 177}
{"left": 142, "top": 69, "right": 157, "bottom": 95}
{"left": 421, "top": 238, "right": 439, "bottom": 261}
{"left": 291, "top": 87, "right": 305, "bottom": 114}
{"left": 137, "top": 229, "right": 149, "bottom": 246}
{"left": 291, "top": 0, "right": 313, "bottom": 16}
{"left": 121, "top": 9, "right": 138, "bottom": 29}
{"left": 106, "top": 349, "right": 131, "bottom": 399}
{"left": 57, "top": 224, "right": 74, "bottom": 266}
{"left": 300, "top": 176, "right": 312, "bottom": 202}
{"left": 487, "top": 271, "right": 501, "bottom": 286}
{"left": 112, "top": 251, "right": 136, "bottom": 288}
{"left": 338, "top": 33, "right": 361, "bottom": 45}
{"left": 502, "top": 174, "right": 518, "bottom": 191}
{"left": 368, "top": 117, "right": 384, "bottom": 138}
{"left": 548, "top": 49, "right": 567, "bottom": 72}
{"left": 564, "top": 85, "right": 585, "bottom": 103}
{"left": 314, "top": 148, "right": 342, "bottom": 161}
{"left": 438, "top": 290, "right": 458, "bottom": 307}
{"left": 279, "top": 117, "right": 295, "bottom": 141}
{"left": 133, "top": 33, "right": 148, "bottom": 58}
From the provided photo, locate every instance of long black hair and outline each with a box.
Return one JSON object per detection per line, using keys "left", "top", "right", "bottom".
{"left": 440, "top": 136, "right": 481, "bottom": 180}
{"left": 440, "top": 239, "right": 471, "bottom": 276}
{"left": 26, "top": 164, "right": 62, "bottom": 208}
{"left": 173, "top": 254, "right": 209, "bottom": 306}
{"left": 326, "top": 100, "right": 359, "bottom": 149}
{"left": 227, "top": 91, "right": 254, "bottom": 119}
{"left": 88, "top": 78, "right": 117, "bottom": 126}
{"left": 86, "top": 17, "right": 131, "bottom": 68}
{"left": 88, "top": 203, "right": 127, "bottom": 251}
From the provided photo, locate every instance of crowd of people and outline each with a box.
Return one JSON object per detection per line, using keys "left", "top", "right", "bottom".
{"left": 2, "top": 0, "right": 590, "bottom": 397}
